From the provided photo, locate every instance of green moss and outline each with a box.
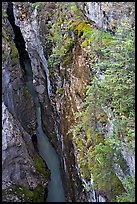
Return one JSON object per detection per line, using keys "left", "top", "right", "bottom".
{"left": 96, "top": 110, "right": 107, "bottom": 124}
{"left": 56, "top": 87, "right": 64, "bottom": 96}
{"left": 63, "top": 36, "right": 74, "bottom": 50}
{"left": 48, "top": 59, "right": 55, "bottom": 78}
{"left": 102, "top": 31, "right": 114, "bottom": 46}
{"left": 2, "top": 9, "right": 8, "bottom": 18}
{"left": 22, "top": 84, "right": 27, "bottom": 96}
{"left": 10, "top": 44, "right": 18, "bottom": 59}
{"left": 3, "top": 31, "right": 18, "bottom": 66}
{"left": 11, "top": 57, "right": 16, "bottom": 66}
{"left": 96, "top": 171, "right": 126, "bottom": 202}
{"left": 49, "top": 68, "right": 54, "bottom": 78}
{"left": 62, "top": 55, "right": 71, "bottom": 66}
{"left": 32, "top": 185, "right": 45, "bottom": 202}
{"left": 47, "top": 13, "right": 52, "bottom": 18}
{"left": 116, "top": 153, "right": 129, "bottom": 175}
{"left": 82, "top": 39, "right": 90, "bottom": 47}
{"left": 111, "top": 173, "right": 126, "bottom": 201}
{"left": 76, "top": 138, "right": 83, "bottom": 150}
{"left": 2, "top": 30, "right": 9, "bottom": 40}
{"left": 86, "top": 138, "right": 92, "bottom": 149}
{"left": 96, "top": 134, "right": 104, "bottom": 144}
{"left": 80, "top": 165, "right": 90, "bottom": 180}
{"left": 8, "top": 42, "right": 18, "bottom": 66}
{"left": 13, "top": 184, "right": 45, "bottom": 202}
{"left": 32, "top": 2, "right": 43, "bottom": 10}
{"left": 10, "top": 44, "right": 18, "bottom": 66}
{"left": 71, "top": 2, "right": 78, "bottom": 13}
{"left": 57, "top": 16, "right": 63, "bottom": 25}
{"left": 33, "top": 153, "right": 50, "bottom": 178}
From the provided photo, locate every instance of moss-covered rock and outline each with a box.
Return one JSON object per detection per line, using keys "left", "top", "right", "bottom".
{"left": 96, "top": 110, "right": 108, "bottom": 125}
{"left": 56, "top": 87, "right": 64, "bottom": 97}
{"left": 62, "top": 54, "right": 71, "bottom": 66}
{"left": 2, "top": 29, "right": 18, "bottom": 66}
{"left": 10, "top": 43, "right": 18, "bottom": 66}
{"left": 12, "top": 184, "right": 45, "bottom": 202}
{"left": 86, "top": 138, "right": 92, "bottom": 149}
{"left": 22, "top": 84, "right": 27, "bottom": 96}
{"left": 33, "top": 153, "right": 51, "bottom": 178}
{"left": 63, "top": 36, "right": 74, "bottom": 51}
{"left": 109, "top": 172, "right": 126, "bottom": 201}
{"left": 96, "top": 134, "right": 104, "bottom": 144}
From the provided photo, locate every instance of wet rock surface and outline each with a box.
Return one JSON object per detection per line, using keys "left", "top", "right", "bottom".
{"left": 2, "top": 2, "right": 49, "bottom": 202}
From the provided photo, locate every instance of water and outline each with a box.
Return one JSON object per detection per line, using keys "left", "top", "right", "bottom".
{"left": 25, "top": 61, "right": 66, "bottom": 202}
{"left": 36, "top": 107, "right": 66, "bottom": 202}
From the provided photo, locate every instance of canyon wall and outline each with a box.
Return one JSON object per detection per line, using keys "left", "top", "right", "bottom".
{"left": 2, "top": 2, "right": 135, "bottom": 202}
{"left": 2, "top": 2, "right": 50, "bottom": 202}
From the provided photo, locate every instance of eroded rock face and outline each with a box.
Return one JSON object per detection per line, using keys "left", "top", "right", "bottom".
{"left": 77, "top": 2, "right": 135, "bottom": 33}
{"left": 9, "top": 1, "right": 135, "bottom": 202}
{"left": 12, "top": 2, "right": 87, "bottom": 201}
{"left": 2, "top": 2, "right": 36, "bottom": 136}
{"left": 2, "top": 103, "right": 47, "bottom": 202}
{"left": 13, "top": 2, "right": 58, "bottom": 151}
{"left": 59, "top": 39, "right": 90, "bottom": 201}
{"left": 2, "top": 2, "right": 48, "bottom": 202}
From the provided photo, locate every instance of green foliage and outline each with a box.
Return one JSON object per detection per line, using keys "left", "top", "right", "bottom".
{"left": 116, "top": 175, "right": 135, "bottom": 202}
{"left": 90, "top": 135, "right": 125, "bottom": 199}
{"left": 56, "top": 87, "right": 64, "bottom": 97}
{"left": 71, "top": 2, "right": 79, "bottom": 13}
{"left": 48, "top": 18, "right": 72, "bottom": 67}
{"left": 95, "top": 20, "right": 135, "bottom": 149}
{"left": 47, "top": 2, "right": 83, "bottom": 69}
{"left": 69, "top": 18, "right": 135, "bottom": 201}
{"left": 62, "top": 55, "right": 71, "bottom": 66}
{"left": 74, "top": 21, "right": 92, "bottom": 37}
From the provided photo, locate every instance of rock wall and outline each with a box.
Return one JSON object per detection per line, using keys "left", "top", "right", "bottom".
{"left": 11, "top": 2, "right": 89, "bottom": 201}
{"left": 59, "top": 38, "right": 90, "bottom": 201}
{"left": 2, "top": 2, "right": 36, "bottom": 136}
{"left": 36, "top": 2, "right": 90, "bottom": 201}
{"left": 4, "top": 1, "right": 134, "bottom": 202}
{"left": 2, "top": 2, "right": 49, "bottom": 202}
{"left": 37, "top": 2, "right": 135, "bottom": 202}
{"left": 77, "top": 2, "right": 135, "bottom": 33}
{"left": 13, "top": 2, "right": 58, "bottom": 150}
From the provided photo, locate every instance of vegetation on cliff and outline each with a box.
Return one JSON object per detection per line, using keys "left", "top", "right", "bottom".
{"left": 2, "top": 1, "right": 135, "bottom": 202}
{"left": 37, "top": 2, "right": 135, "bottom": 201}
{"left": 70, "top": 18, "right": 135, "bottom": 202}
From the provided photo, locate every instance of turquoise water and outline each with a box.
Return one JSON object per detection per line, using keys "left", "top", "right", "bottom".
{"left": 36, "top": 107, "right": 66, "bottom": 202}
{"left": 25, "top": 64, "right": 66, "bottom": 202}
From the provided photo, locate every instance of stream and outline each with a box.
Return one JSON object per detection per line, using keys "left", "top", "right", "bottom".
{"left": 24, "top": 60, "right": 66, "bottom": 202}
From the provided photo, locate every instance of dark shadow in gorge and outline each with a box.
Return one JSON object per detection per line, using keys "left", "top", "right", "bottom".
{"left": 7, "top": 2, "right": 32, "bottom": 77}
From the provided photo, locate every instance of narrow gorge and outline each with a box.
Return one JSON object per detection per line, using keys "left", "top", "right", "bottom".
{"left": 2, "top": 2, "right": 135, "bottom": 202}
